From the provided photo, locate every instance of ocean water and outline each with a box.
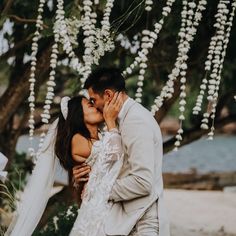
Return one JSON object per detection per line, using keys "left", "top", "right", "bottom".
{"left": 16, "top": 135, "right": 236, "bottom": 174}
{"left": 163, "top": 135, "right": 236, "bottom": 173}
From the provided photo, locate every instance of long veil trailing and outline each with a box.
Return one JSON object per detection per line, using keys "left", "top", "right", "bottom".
{"left": 5, "top": 119, "right": 60, "bottom": 236}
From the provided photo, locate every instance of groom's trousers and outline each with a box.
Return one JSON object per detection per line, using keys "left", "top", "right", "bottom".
{"left": 128, "top": 201, "right": 159, "bottom": 236}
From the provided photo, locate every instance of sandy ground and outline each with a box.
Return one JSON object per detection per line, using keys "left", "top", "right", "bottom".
{"left": 165, "top": 189, "right": 236, "bottom": 236}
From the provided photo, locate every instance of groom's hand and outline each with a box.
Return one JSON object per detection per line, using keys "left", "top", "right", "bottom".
{"left": 73, "top": 163, "right": 91, "bottom": 184}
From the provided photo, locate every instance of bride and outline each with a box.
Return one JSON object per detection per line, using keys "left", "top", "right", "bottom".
{"left": 5, "top": 92, "right": 124, "bottom": 236}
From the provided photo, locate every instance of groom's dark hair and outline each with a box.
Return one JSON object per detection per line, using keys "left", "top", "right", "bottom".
{"left": 84, "top": 67, "right": 127, "bottom": 94}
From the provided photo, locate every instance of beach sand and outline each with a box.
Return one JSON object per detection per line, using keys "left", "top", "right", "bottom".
{"left": 165, "top": 189, "right": 236, "bottom": 236}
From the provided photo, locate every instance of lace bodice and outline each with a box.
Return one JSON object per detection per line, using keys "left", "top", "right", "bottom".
{"left": 69, "top": 130, "right": 123, "bottom": 236}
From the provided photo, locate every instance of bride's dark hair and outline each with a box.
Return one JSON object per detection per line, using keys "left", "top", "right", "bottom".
{"left": 55, "top": 95, "right": 91, "bottom": 174}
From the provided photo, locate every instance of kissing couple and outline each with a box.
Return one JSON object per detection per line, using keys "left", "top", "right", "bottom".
{"left": 6, "top": 68, "right": 169, "bottom": 236}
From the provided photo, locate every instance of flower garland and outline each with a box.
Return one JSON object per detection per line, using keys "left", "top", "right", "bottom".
{"left": 33, "top": 0, "right": 83, "bottom": 156}
{"left": 80, "top": 0, "right": 96, "bottom": 85}
{"left": 194, "top": 0, "right": 236, "bottom": 140}
{"left": 151, "top": 0, "right": 207, "bottom": 150}
{"left": 116, "top": 33, "right": 140, "bottom": 54}
{"left": 36, "top": 0, "right": 66, "bottom": 155}
{"left": 28, "top": 0, "right": 46, "bottom": 157}
{"left": 29, "top": 0, "right": 117, "bottom": 156}
{"left": 80, "top": 0, "right": 115, "bottom": 85}
{"left": 145, "top": 0, "right": 154, "bottom": 12}
{"left": 92, "top": 0, "right": 115, "bottom": 65}
{"left": 123, "top": 0, "right": 176, "bottom": 103}
{"left": 28, "top": 0, "right": 236, "bottom": 156}
{"left": 93, "top": 0, "right": 115, "bottom": 62}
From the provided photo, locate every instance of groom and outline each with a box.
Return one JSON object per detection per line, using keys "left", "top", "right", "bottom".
{"left": 73, "top": 68, "right": 169, "bottom": 236}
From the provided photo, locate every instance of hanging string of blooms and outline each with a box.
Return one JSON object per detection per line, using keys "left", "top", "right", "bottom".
{"left": 29, "top": 0, "right": 80, "bottom": 157}
{"left": 151, "top": 0, "right": 207, "bottom": 150}
{"left": 28, "top": 0, "right": 116, "bottom": 157}
{"left": 27, "top": 0, "right": 236, "bottom": 157}
{"left": 123, "top": 0, "right": 176, "bottom": 103}
{"left": 27, "top": 0, "right": 47, "bottom": 157}
{"left": 80, "top": 0, "right": 115, "bottom": 85}
{"left": 145, "top": 0, "right": 153, "bottom": 11}
{"left": 92, "top": 0, "right": 115, "bottom": 65}
{"left": 193, "top": 0, "right": 236, "bottom": 140}
{"left": 151, "top": 0, "right": 207, "bottom": 114}
{"left": 54, "top": 2, "right": 83, "bottom": 74}
{"left": 35, "top": 0, "right": 66, "bottom": 157}
{"left": 116, "top": 33, "right": 141, "bottom": 54}
{"left": 175, "top": 0, "right": 208, "bottom": 150}
{"left": 80, "top": 0, "right": 96, "bottom": 85}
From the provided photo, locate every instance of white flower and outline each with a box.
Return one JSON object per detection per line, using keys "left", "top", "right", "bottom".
{"left": 174, "top": 140, "right": 180, "bottom": 147}
{"left": 201, "top": 123, "right": 209, "bottom": 130}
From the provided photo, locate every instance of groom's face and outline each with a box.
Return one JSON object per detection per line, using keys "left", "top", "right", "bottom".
{"left": 88, "top": 87, "right": 115, "bottom": 113}
{"left": 87, "top": 87, "right": 106, "bottom": 113}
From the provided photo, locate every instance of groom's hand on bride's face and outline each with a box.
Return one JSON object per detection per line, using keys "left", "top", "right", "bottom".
{"left": 73, "top": 163, "right": 91, "bottom": 184}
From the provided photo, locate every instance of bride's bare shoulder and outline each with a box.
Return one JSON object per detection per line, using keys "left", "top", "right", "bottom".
{"left": 71, "top": 133, "right": 91, "bottom": 162}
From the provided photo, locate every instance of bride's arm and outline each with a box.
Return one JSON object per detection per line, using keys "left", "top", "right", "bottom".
{"left": 71, "top": 134, "right": 91, "bottom": 183}
{"left": 102, "top": 128, "right": 123, "bottom": 162}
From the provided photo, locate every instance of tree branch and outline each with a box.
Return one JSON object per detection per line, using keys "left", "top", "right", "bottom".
{"left": 7, "top": 15, "right": 48, "bottom": 29}
{"left": 1, "top": 0, "right": 14, "bottom": 15}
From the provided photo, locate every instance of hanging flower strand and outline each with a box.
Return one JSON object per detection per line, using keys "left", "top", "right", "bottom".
{"left": 175, "top": 0, "right": 208, "bottom": 150}
{"left": 152, "top": 0, "right": 189, "bottom": 113}
{"left": 205, "top": 0, "right": 235, "bottom": 140}
{"left": 145, "top": 0, "right": 153, "bottom": 11}
{"left": 125, "top": 0, "right": 176, "bottom": 103}
{"left": 174, "top": 1, "right": 201, "bottom": 150}
{"left": 91, "top": 0, "right": 115, "bottom": 66}
{"left": 192, "top": 0, "right": 234, "bottom": 140}
{"left": 28, "top": 0, "right": 46, "bottom": 157}
{"left": 36, "top": 0, "right": 66, "bottom": 156}
{"left": 151, "top": 0, "right": 207, "bottom": 116}
{"left": 199, "top": 1, "right": 229, "bottom": 131}
{"left": 54, "top": 0, "right": 83, "bottom": 75}
{"left": 124, "top": 0, "right": 176, "bottom": 78}
{"left": 80, "top": 0, "right": 115, "bottom": 87}
{"left": 150, "top": 0, "right": 207, "bottom": 150}
{"left": 80, "top": 0, "right": 96, "bottom": 85}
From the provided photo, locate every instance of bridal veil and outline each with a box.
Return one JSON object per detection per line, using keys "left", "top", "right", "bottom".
{"left": 5, "top": 119, "right": 60, "bottom": 236}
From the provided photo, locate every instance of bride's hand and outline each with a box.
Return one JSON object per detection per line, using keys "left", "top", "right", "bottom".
{"left": 103, "top": 92, "right": 123, "bottom": 130}
{"left": 73, "top": 163, "right": 91, "bottom": 184}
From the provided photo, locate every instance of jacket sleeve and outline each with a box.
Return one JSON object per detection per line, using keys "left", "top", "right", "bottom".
{"left": 109, "top": 119, "right": 156, "bottom": 202}
{"left": 102, "top": 128, "right": 123, "bottom": 163}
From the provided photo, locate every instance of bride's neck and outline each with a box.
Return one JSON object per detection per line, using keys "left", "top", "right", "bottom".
{"left": 86, "top": 124, "right": 99, "bottom": 140}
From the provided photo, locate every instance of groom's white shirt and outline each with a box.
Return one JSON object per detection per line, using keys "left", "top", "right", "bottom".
{"left": 104, "top": 97, "right": 170, "bottom": 236}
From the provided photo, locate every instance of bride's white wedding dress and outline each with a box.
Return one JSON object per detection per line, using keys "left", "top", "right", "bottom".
{"left": 69, "top": 129, "right": 123, "bottom": 236}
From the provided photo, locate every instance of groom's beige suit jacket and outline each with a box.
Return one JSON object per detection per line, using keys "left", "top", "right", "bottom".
{"left": 104, "top": 98, "right": 170, "bottom": 236}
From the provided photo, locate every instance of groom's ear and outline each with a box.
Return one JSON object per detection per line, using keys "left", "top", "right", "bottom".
{"left": 104, "top": 89, "right": 115, "bottom": 102}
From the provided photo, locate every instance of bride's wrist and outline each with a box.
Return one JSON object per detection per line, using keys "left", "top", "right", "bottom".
{"left": 106, "top": 120, "right": 117, "bottom": 131}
